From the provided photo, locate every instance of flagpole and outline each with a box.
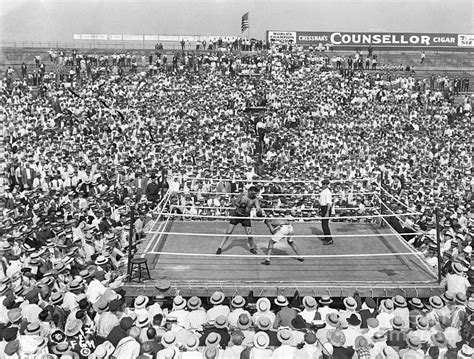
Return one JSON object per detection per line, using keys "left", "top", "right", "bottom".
{"left": 247, "top": 12, "right": 250, "bottom": 42}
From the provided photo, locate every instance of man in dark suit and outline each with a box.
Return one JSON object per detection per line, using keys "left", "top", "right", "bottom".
{"left": 198, "top": 315, "right": 230, "bottom": 349}
{"left": 359, "top": 297, "right": 378, "bottom": 329}
{"left": 255, "top": 316, "right": 280, "bottom": 347}
{"left": 145, "top": 174, "right": 161, "bottom": 204}
{"left": 386, "top": 316, "right": 407, "bottom": 350}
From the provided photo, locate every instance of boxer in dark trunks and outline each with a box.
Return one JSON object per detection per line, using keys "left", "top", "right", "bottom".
{"left": 216, "top": 186, "right": 262, "bottom": 255}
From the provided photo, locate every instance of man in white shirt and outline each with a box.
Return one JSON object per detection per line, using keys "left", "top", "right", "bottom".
{"left": 440, "top": 262, "right": 470, "bottom": 295}
{"left": 319, "top": 179, "right": 333, "bottom": 245}
{"left": 112, "top": 326, "right": 141, "bottom": 358}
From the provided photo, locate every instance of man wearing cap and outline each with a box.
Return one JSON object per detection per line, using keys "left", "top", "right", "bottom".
{"left": 398, "top": 335, "right": 424, "bottom": 359}
{"left": 318, "top": 295, "right": 338, "bottom": 319}
{"left": 216, "top": 186, "right": 262, "bottom": 255}
{"left": 299, "top": 296, "right": 320, "bottom": 324}
{"left": 227, "top": 295, "right": 250, "bottom": 328}
{"left": 199, "top": 315, "right": 230, "bottom": 349}
{"left": 273, "top": 295, "right": 298, "bottom": 329}
{"left": 97, "top": 299, "right": 121, "bottom": 341}
{"left": 272, "top": 328, "right": 296, "bottom": 359}
{"left": 207, "top": 291, "right": 230, "bottom": 322}
{"left": 250, "top": 331, "right": 273, "bottom": 358}
{"left": 318, "top": 179, "right": 333, "bottom": 245}
{"left": 168, "top": 295, "right": 189, "bottom": 329}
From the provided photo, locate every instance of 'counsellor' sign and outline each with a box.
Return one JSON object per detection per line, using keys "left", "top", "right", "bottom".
{"left": 267, "top": 30, "right": 473, "bottom": 49}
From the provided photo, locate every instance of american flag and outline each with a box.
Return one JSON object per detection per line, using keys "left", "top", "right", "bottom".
{"left": 241, "top": 12, "right": 249, "bottom": 33}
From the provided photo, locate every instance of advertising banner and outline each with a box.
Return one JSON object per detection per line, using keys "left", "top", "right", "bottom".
{"left": 458, "top": 34, "right": 474, "bottom": 47}
{"left": 159, "top": 35, "right": 180, "bottom": 41}
{"left": 144, "top": 35, "right": 159, "bottom": 41}
{"left": 123, "top": 34, "right": 143, "bottom": 41}
{"left": 267, "top": 31, "right": 465, "bottom": 48}
{"left": 108, "top": 34, "right": 123, "bottom": 41}
{"left": 267, "top": 31, "right": 297, "bottom": 44}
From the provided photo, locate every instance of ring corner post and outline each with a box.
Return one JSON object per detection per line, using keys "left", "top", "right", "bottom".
{"left": 434, "top": 206, "right": 442, "bottom": 284}
{"left": 127, "top": 204, "right": 136, "bottom": 282}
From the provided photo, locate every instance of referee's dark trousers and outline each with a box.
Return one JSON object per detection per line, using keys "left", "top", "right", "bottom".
{"left": 320, "top": 205, "right": 332, "bottom": 242}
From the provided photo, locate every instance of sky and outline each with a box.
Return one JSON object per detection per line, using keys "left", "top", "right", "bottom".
{"left": 0, "top": 0, "right": 473, "bottom": 43}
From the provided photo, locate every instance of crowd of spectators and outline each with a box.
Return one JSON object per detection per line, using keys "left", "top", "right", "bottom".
{"left": 0, "top": 44, "right": 473, "bottom": 357}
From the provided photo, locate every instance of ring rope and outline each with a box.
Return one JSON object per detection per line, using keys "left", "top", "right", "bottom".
{"left": 182, "top": 176, "right": 373, "bottom": 184}
{"left": 377, "top": 185, "right": 418, "bottom": 213}
{"left": 158, "top": 211, "right": 422, "bottom": 221}
{"left": 174, "top": 190, "right": 376, "bottom": 197}
{"left": 145, "top": 231, "right": 428, "bottom": 238}
{"left": 169, "top": 205, "right": 378, "bottom": 211}
{"left": 373, "top": 199, "right": 437, "bottom": 276}
{"left": 140, "top": 190, "right": 172, "bottom": 257}
{"left": 151, "top": 190, "right": 171, "bottom": 216}
{"left": 145, "top": 251, "right": 422, "bottom": 258}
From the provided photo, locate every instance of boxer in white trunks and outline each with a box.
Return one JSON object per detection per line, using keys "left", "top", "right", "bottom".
{"left": 261, "top": 211, "right": 304, "bottom": 265}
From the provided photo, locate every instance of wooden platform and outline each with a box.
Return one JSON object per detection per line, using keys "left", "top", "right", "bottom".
{"left": 124, "top": 220, "right": 442, "bottom": 298}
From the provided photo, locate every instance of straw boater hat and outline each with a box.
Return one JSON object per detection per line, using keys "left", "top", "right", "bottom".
{"left": 205, "top": 332, "right": 221, "bottom": 346}
{"left": 231, "top": 295, "right": 246, "bottom": 308}
{"left": 458, "top": 344, "right": 474, "bottom": 358}
{"left": 256, "top": 316, "right": 272, "bottom": 331}
{"left": 161, "top": 332, "right": 177, "bottom": 347}
{"left": 51, "top": 292, "right": 64, "bottom": 306}
{"left": 254, "top": 332, "right": 270, "bottom": 349}
{"left": 429, "top": 296, "right": 444, "bottom": 309}
{"left": 319, "top": 295, "right": 333, "bottom": 305}
{"left": 137, "top": 314, "right": 150, "bottom": 328}
{"left": 187, "top": 296, "right": 202, "bottom": 310}
{"left": 274, "top": 295, "right": 289, "bottom": 307}
{"left": 92, "top": 341, "right": 115, "bottom": 359}
{"left": 408, "top": 297, "right": 424, "bottom": 310}
{"left": 134, "top": 295, "right": 149, "bottom": 310}
{"left": 380, "top": 299, "right": 394, "bottom": 312}
{"left": 406, "top": 335, "right": 422, "bottom": 350}
{"left": 184, "top": 334, "right": 199, "bottom": 351}
{"left": 430, "top": 332, "right": 447, "bottom": 348}
{"left": 452, "top": 262, "right": 466, "bottom": 275}
{"left": 343, "top": 296, "right": 357, "bottom": 310}
{"left": 65, "top": 319, "right": 82, "bottom": 337}
{"left": 327, "top": 330, "right": 346, "bottom": 347}
{"left": 172, "top": 295, "right": 186, "bottom": 310}
{"left": 416, "top": 316, "right": 429, "bottom": 331}
{"left": 455, "top": 292, "right": 467, "bottom": 305}
{"left": 237, "top": 314, "right": 252, "bottom": 330}
{"left": 277, "top": 329, "right": 293, "bottom": 345}
{"left": 390, "top": 316, "right": 404, "bottom": 330}
{"left": 441, "top": 291, "right": 455, "bottom": 304}
{"left": 257, "top": 298, "right": 271, "bottom": 312}
{"left": 372, "top": 331, "right": 386, "bottom": 342}
{"left": 326, "top": 313, "right": 340, "bottom": 328}
{"left": 25, "top": 322, "right": 41, "bottom": 336}
{"left": 214, "top": 315, "right": 228, "bottom": 329}
{"left": 392, "top": 295, "right": 407, "bottom": 308}
{"left": 210, "top": 291, "right": 225, "bottom": 305}
{"left": 302, "top": 296, "right": 317, "bottom": 310}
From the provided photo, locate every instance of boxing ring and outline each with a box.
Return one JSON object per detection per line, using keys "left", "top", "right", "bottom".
{"left": 124, "top": 179, "right": 442, "bottom": 298}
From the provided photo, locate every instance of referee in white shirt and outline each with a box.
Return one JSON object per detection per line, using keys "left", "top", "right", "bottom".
{"left": 319, "top": 179, "right": 333, "bottom": 245}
